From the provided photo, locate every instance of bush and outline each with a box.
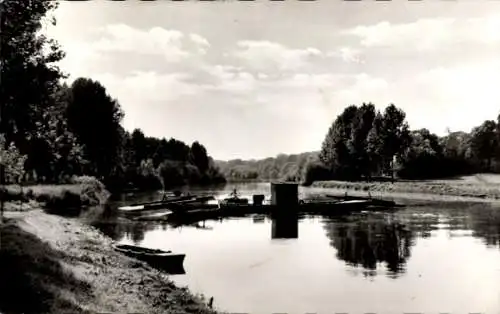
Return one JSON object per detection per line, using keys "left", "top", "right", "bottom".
{"left": 302, "top": 162, "right": 331, "bottom": 186}
{"left": 44, "top": 189, "right": 82, "bottom": 213}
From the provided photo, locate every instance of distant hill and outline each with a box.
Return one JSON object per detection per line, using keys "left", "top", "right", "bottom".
{"left": 215, "top": 151, "right": 320, "bottom": 182}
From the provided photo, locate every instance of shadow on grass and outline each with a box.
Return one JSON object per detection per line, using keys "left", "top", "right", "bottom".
{"left": 0, "top": 221, "right": 93, "bottom": 314}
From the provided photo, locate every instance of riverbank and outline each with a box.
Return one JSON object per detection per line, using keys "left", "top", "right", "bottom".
{"left": 0, "top": 209, "right": 220, "bottom": 314}
{"left": 1, "top": 176, "right": 110, "bottom": 214}
{"left": 312, "top": 174, "right": 500, "bottom": 201}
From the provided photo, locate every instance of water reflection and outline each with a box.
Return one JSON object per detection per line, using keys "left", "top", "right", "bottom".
{"left": 252, "top": 215, "right": 266, "bottom": 224}
{"left": 324, "top": 214, "right": 414, "bottom": 277}
{"left": 81, "top": 185, "right": 500, "bottom": 314}
{"left": 402, "top": 202, "right": 500, "bottom": 250}
{"left": 88, "top": 183, "right": 500, "bottom": 255}
{"left": 271, "top": 214, "right": 299, "bottom": 239}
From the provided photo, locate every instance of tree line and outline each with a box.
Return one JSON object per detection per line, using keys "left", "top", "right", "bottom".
{"left": 219, "top": 103, "right": 500, "bottom": 184}
{"left": 0, "top": 0, "right": 225, "bottom": 192}
{"left": 215, "top": 152, "right": 319, "bottom": 183}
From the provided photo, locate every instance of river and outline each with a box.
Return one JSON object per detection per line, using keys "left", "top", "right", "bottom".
{"left": 88, "top": 182, "right": 500, "bottom": 314}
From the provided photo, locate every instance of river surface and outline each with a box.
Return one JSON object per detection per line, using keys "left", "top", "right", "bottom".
{"left": 89, "top": 183, "right": 500, "bottom": 314}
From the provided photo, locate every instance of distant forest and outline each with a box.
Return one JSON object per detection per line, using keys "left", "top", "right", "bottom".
{"left": 216, "top": 152, "right": 319, "bottom": 183}
{"left": 218, "top": 103, "right": 500, "bottom": 184}
{"left": 0, "top": 1, "right": 225, "bottom": 192}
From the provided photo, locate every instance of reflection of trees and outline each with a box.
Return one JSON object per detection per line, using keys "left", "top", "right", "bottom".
{"left": 405, "top": 203, "right": 500, "bottom": 250}
{"left": 446, "top": 203, "right": 500, "bottom": 250}
{"left": 325, "top": 202, "right": 500, "bottom": 280}
{"left": 324, "top": 215, "right": 415, "bottom": 276}
{"left": 130, "top": 223, "right": 146, "bottom": 244}
{"left": 92, "top": 220, "right": 160, "bottom": 243}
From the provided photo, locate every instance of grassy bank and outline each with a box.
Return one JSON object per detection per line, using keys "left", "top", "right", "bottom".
{"left": 1, "top": 176, "right": 110, "bottom": 214}
{"left": 312, "top": 174, "right": 500, "bottom": 201}
{"left": 0, "top": 210, "right": 220, "bottom": 314}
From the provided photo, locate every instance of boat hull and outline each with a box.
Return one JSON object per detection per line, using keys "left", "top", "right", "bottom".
{"left": 113, "top": 244, "right": 185, "bottom": 273}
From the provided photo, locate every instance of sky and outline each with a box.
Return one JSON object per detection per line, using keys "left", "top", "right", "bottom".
{"left": 46, "top": 0, "right": 500, "bottom": 160}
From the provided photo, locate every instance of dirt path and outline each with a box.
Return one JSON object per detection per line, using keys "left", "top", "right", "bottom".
{"left": 0, "top": 209, "right": 219, "bottom": 314}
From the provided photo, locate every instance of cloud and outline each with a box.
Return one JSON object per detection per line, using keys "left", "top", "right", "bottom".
{"left": 189, "top": 33, "right": 209, "bottom": 46}
{"left": 49, "top": 17, "right": 500, "bottom": 158}
{"left": 91, "top": 24, "right": 210, "bottom": 62}
{"left": 345, "top": 19, "right": 455, "bottom": 51}
{"left": 54, "top": 24, "right": 212, "bottom": 80}
{"left": 230, "top": 40, "right": 324, "bottom": 71}
{"left": 412, "top": 61, "right": 500, "bottom": 125}
{"left": 327, "top": 47, "right": 364, "bottom": 64}
{"left": 345, "top": 14, "right": 500, "bottom": 50}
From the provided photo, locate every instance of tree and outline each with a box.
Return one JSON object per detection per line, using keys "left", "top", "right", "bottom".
{"left": 24, "top": 84, "right": 86, "bottom": 182}
{"left": 319, "top": 105, "right": 358, "bottom": 179}
{"left": 379, "top": 104, "right": 411, "bottom": 180}
{"left": 66, "top": 78, "right": 124, "bottom": 179}
{"left": 189, "top": 141, "right": 209, "bottom": 174}
{"left": 469, "top": 120, "right": 498, "bottom": 171}
{"left": 366, "top": 112, "right": 385, "bottom": 178}
{"left": 1, "top": 0, "right": 65, "bottom": 161}
{"left": 397, "top": 129, "right": 446, "bottom": 179}
{"left": 0, "top": 135, "right": 27, "bottom": 184}
{"left": 130, "top": 129, "right": 147, "bottom": 166}
{"left": 158, "top": 160, "right": 186, "bottom": 188}
{"left": 347, "top": 103, "right": 376, "bottom": 178}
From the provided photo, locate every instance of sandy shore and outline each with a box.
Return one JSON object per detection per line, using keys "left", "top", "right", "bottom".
{"left": 312, "top": 174, "right": 500, "bottom": 202}
{"left": 0, "top": 209, "right": 220, "bottom": 314}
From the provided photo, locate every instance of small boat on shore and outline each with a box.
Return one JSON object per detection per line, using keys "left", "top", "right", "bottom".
{"left": 113, "top": 244, "right": 185, "bottom": 270}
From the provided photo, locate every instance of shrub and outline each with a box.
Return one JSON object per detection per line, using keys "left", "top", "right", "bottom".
{"left": 302, "top": 162, "right": 331, "bottom": 186}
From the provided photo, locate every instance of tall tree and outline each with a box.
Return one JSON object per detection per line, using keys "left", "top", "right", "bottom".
{"left": 379, "top": 104, "right": 411, "bottom": 180}
{"left": 1, "top": 0, "right": 64, "bottom": 158}
{"left": 469, "top": 120, "right": 498, "bottom": 171}
{"left": 347, "top": 103, "right": 376, "bottom": 178}
{"left": 189, "top": 141, "right": 209, "bottom": 174}
{"left": 366, "top": 112, "right": 385, "bottom": 178}
{"left": 66, "top": 78, "right": 124, "bottom": 179}
{"left": 320, "top": 105, "right": 358, "bottom": 178}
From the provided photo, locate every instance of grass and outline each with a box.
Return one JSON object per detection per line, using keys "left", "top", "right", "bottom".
{"left": 0, "top": 221, "right": 93, "bottom": 314}
{"left": 0, "top": 210, "right": 222, "bottom": 314}
{"left": 312, "top": 173, "right": 500, "bottom": 200}
{"left": 1, "top": 176, "right": 110, "bottom": 215}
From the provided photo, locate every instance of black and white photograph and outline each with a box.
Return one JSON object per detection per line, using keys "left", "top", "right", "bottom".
{"left": 0, "top": 0, "right": 499, "bottom": 313}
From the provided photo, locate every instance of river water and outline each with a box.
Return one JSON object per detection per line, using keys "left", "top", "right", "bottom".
{"left": 89, "top": 183, "right": 500, "bottom": 314}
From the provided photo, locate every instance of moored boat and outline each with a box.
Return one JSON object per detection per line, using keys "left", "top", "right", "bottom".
{"left": 219, "top": 188, "right": 249, "bottom": 207}
{"left": 112, "top": 243, "right": 185, "bottom": 271}
{"left": 117, "top": 193, "right": 210, "bottom": 212}
{"left": 167, "top": 196, "right": 218, "bottom": 212}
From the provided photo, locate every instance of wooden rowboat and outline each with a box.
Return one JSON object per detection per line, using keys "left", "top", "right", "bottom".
{"left": 118, "top": 195, "right": 216, "bottom": 213}
{"left": 113, "top": 244, "right": 185, "bottom": 271}
{"left": 118, "top": 195, "right": 196, "bottom": 212}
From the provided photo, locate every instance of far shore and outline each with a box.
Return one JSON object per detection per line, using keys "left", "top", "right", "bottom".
{"left": 311, "top": 173, "right": 500, "bottom": 202}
